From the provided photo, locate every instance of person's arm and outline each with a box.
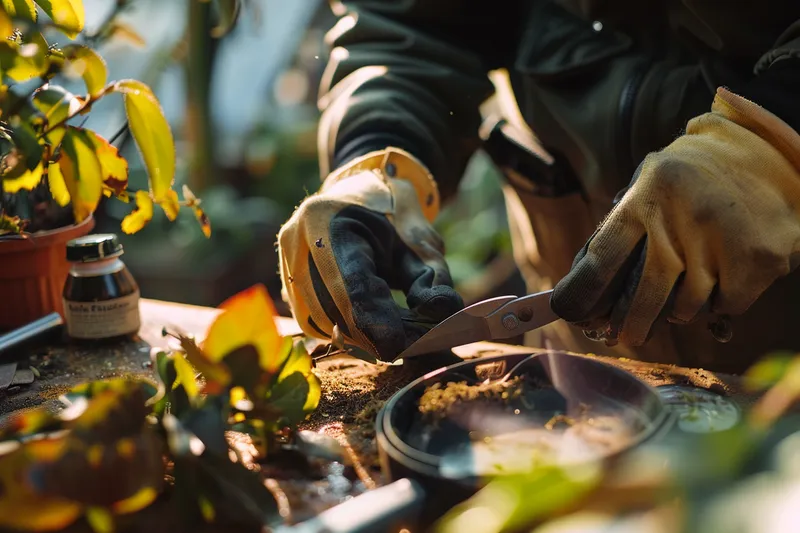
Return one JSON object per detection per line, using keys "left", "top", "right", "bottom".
{"left": 731, "top": 20, "right": 800, "bottom": 131}
{"left": 316, "top": 0, "right": 529, "bottom": 201}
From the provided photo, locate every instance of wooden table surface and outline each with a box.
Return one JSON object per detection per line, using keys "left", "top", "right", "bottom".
{"left": 0, "top": 298, "right": 768, "bottom": 530}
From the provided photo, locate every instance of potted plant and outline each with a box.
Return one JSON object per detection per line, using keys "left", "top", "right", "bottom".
{"left": 0, "top": 0, "right": 211, "bottom": 330}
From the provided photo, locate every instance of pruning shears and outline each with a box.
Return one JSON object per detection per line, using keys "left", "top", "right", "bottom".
{"left": 393, "top": 289, "right": 558, "bottom": 361}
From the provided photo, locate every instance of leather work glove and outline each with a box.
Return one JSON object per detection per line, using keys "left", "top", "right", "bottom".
{"left": 277, "top": 148, "right": 464, "bottom": 362}
{"left": 551, "top": 87, "right": 800, "bottom": 346}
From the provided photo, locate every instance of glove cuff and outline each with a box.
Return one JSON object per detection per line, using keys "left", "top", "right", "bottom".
{"left": 322, "top": 147, "right": 441, "bottom": 223}
{"left": 712, "top": 87, "right": 800, "bottom": 170}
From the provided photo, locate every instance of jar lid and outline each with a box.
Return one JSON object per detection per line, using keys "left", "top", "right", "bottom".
{"left": 66, "top": 233, "right": 124, "bottom": 262}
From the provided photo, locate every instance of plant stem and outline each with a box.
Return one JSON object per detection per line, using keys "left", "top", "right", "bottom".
{"left": 185, "top": 0, "right": 217, "bottom": 193}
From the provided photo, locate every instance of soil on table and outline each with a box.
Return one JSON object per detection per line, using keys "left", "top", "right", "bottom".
{"left": 0, "top": 328, "right": 760, "bottom": 532}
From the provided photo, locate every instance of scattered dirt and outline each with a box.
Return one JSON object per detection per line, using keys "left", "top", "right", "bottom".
{"left": 417, "top": 376, "right": 529, "bottom": 422}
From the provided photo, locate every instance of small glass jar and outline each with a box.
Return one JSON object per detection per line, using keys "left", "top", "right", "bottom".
{"left": 62, "top": 233, "right": 141, "bottom": 343}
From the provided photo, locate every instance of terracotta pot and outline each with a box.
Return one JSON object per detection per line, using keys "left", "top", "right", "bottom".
{"left": 0, "top": 216, "right": 95, "bottom": 331}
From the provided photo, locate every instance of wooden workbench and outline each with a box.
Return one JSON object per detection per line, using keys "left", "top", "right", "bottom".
{"left": 0, "top": 298, "right": 763, "bottom": 530}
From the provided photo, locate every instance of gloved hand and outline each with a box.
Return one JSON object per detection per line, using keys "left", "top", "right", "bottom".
{"left": 277, "top": 148, "right": 464, "bottom": 362}
{"left": 551, "top": 87, "right": 800, "bottom": 346}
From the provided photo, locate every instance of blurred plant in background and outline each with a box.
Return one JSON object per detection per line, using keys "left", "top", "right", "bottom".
{"left": 0, "top": 0, "right": 210, "bottom": 238}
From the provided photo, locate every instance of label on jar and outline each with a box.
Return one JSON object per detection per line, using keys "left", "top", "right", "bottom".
{"left": 63, "top": 291, "right": 141, "bottom": 339}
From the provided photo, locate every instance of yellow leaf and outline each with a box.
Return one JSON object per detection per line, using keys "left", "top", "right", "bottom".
{"left": 1, "top": 0, "right": 37, "bottom": 21}
{"left": 120, "top": 190, "right": 153, "bottom": 234}
{"left": 202, "top": 284, "right": 283, "bottom": 372}
{"left": 112, "top": 487, "right": 157, "bottom": 515}
{"left": 0, "top": 5, "right": 13, "bottom": 39}
{"left": 85, "top": 507, "right": 114, "bottom": 533}
{"left": 60, "top": 127, "right": 102, "bottom": 223}
{"left": 3, "top": 161, "right": 42, "bottom": 192}
{"left": 172, "top": 351, "right": 199, "bottom": 399}
{"left": 157, "top": 188, "right": 179, "bottom": 221}
{"left": 113, "top": 79, "right": 174, "bottom": 202}
{"left": 62, "top": 44, "right": 107, "bottom": 97}
{"left": 47, "top": 160, "right": 70, "bottom": 206}
{"left": 36, "top": 0, "right": 85, "bottom": 38}
{"left": 85, "top": 129, "right": 127, "bottom": 195}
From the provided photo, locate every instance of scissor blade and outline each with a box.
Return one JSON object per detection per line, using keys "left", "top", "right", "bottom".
{"left": 393, "top": 296, "right": 516, "bottom": 361}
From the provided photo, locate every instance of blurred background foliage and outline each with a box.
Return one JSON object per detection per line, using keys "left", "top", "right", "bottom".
{"left": 84, "top": 0, "right": 516, "bottom": 315}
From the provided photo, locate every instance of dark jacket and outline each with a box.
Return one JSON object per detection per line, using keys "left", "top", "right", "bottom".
{"left": 316, "top": 0, "right": 800, "bottom": 373}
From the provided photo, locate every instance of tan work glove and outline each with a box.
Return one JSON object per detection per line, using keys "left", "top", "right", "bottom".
{"left": 277, "top": 148, "right": 463, "bottom": 362}
{"left": 551, "top": 87, "right": 800, "bottom": 346}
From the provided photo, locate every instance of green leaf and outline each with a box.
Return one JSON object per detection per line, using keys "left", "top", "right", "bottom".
{"left": 32, "top": 85, "right": 80, "bottom": 132}
{"left": 196, "top": 453, "right": 281, "bottom": 529}
{"left": 211, "top": 0, "right": 240, "bottom": 38}
{"left": 62, "top": 43, "right": 106, "bottom": 97}
{"left": 266, "top": 372, "right": 312, "bottom": 427}
{"left": 2, "top": 0, "right": 37, "bottom": 21}
{"left": 436, "top": 465, "right": 602, "bottom": 533}
{"left": 222, "top": 344, "right": 261, "bottom": 396}
{"left": 10, "top": 119, "right": 43, "bottom": 170}
{"left": 112, "top": 79, "right": 174, "bottom": 202}
{"left": 35, "top": 0, "right": 85, "bottom": 38}
{"left": 120, "top": 189, "right": 153, "bottom": 234}
{"left": 59, "top": 126, "right": 103, "bottom": 222}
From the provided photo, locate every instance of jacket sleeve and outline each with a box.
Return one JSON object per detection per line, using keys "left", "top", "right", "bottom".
{"left": 316, "top": 0, "right": 529, "bottom": 201}
{"left": 732, "top": 20, "right": 800, "bottom": 133}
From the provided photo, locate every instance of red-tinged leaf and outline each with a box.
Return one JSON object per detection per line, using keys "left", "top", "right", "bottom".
{"left": 61, "top": 44, "right": 107, "bottom": 97}
{"left": 202, "top": 284, "right": 284, "bottom": 373}
{"left": 47, "top": 160, "right": 70, "bottom": 206}
{"left": 0, "top": 212, "right": 25, "bottom": 235}
{"left": 59, "top": 127, "right": 103, "bottom": 223}
{"left": 84, "top": 129, "right": 127, "bottom": 195}
{"left": 2, "top": 161, "right": 43, "bottom": 192}
{"left": 120, "top": 190, "right": 153, "bottom": 234}
{"left": 182, "top": 184, "right": 211, "bottom": 237}
{"left": 35, "top": 0, "right": 85, "bottom": 39}
{"left": 112, "top": 79, "right": 174, "bottom": 202}
{"left": 157, "top": 188, "right": 179, "bottom": 221}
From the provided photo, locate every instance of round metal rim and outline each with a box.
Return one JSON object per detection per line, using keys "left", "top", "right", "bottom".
{"left": 377, "top": 350, "right": 673, "bottom": 481}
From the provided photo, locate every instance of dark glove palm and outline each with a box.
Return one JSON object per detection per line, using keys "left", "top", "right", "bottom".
{"left": 278, "top": 149, "right": 463, "bottom": 361}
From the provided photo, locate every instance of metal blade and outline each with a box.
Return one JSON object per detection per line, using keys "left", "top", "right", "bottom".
{"left": 394, "top": 296, "right": 517, "bottom": 361}
{"left": 484, "top": 289, "right": 558, "bottom": 340}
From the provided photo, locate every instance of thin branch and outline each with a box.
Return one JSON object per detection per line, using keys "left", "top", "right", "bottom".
{"left": 108, "top": 121, "right": 129, "bottom": 145}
